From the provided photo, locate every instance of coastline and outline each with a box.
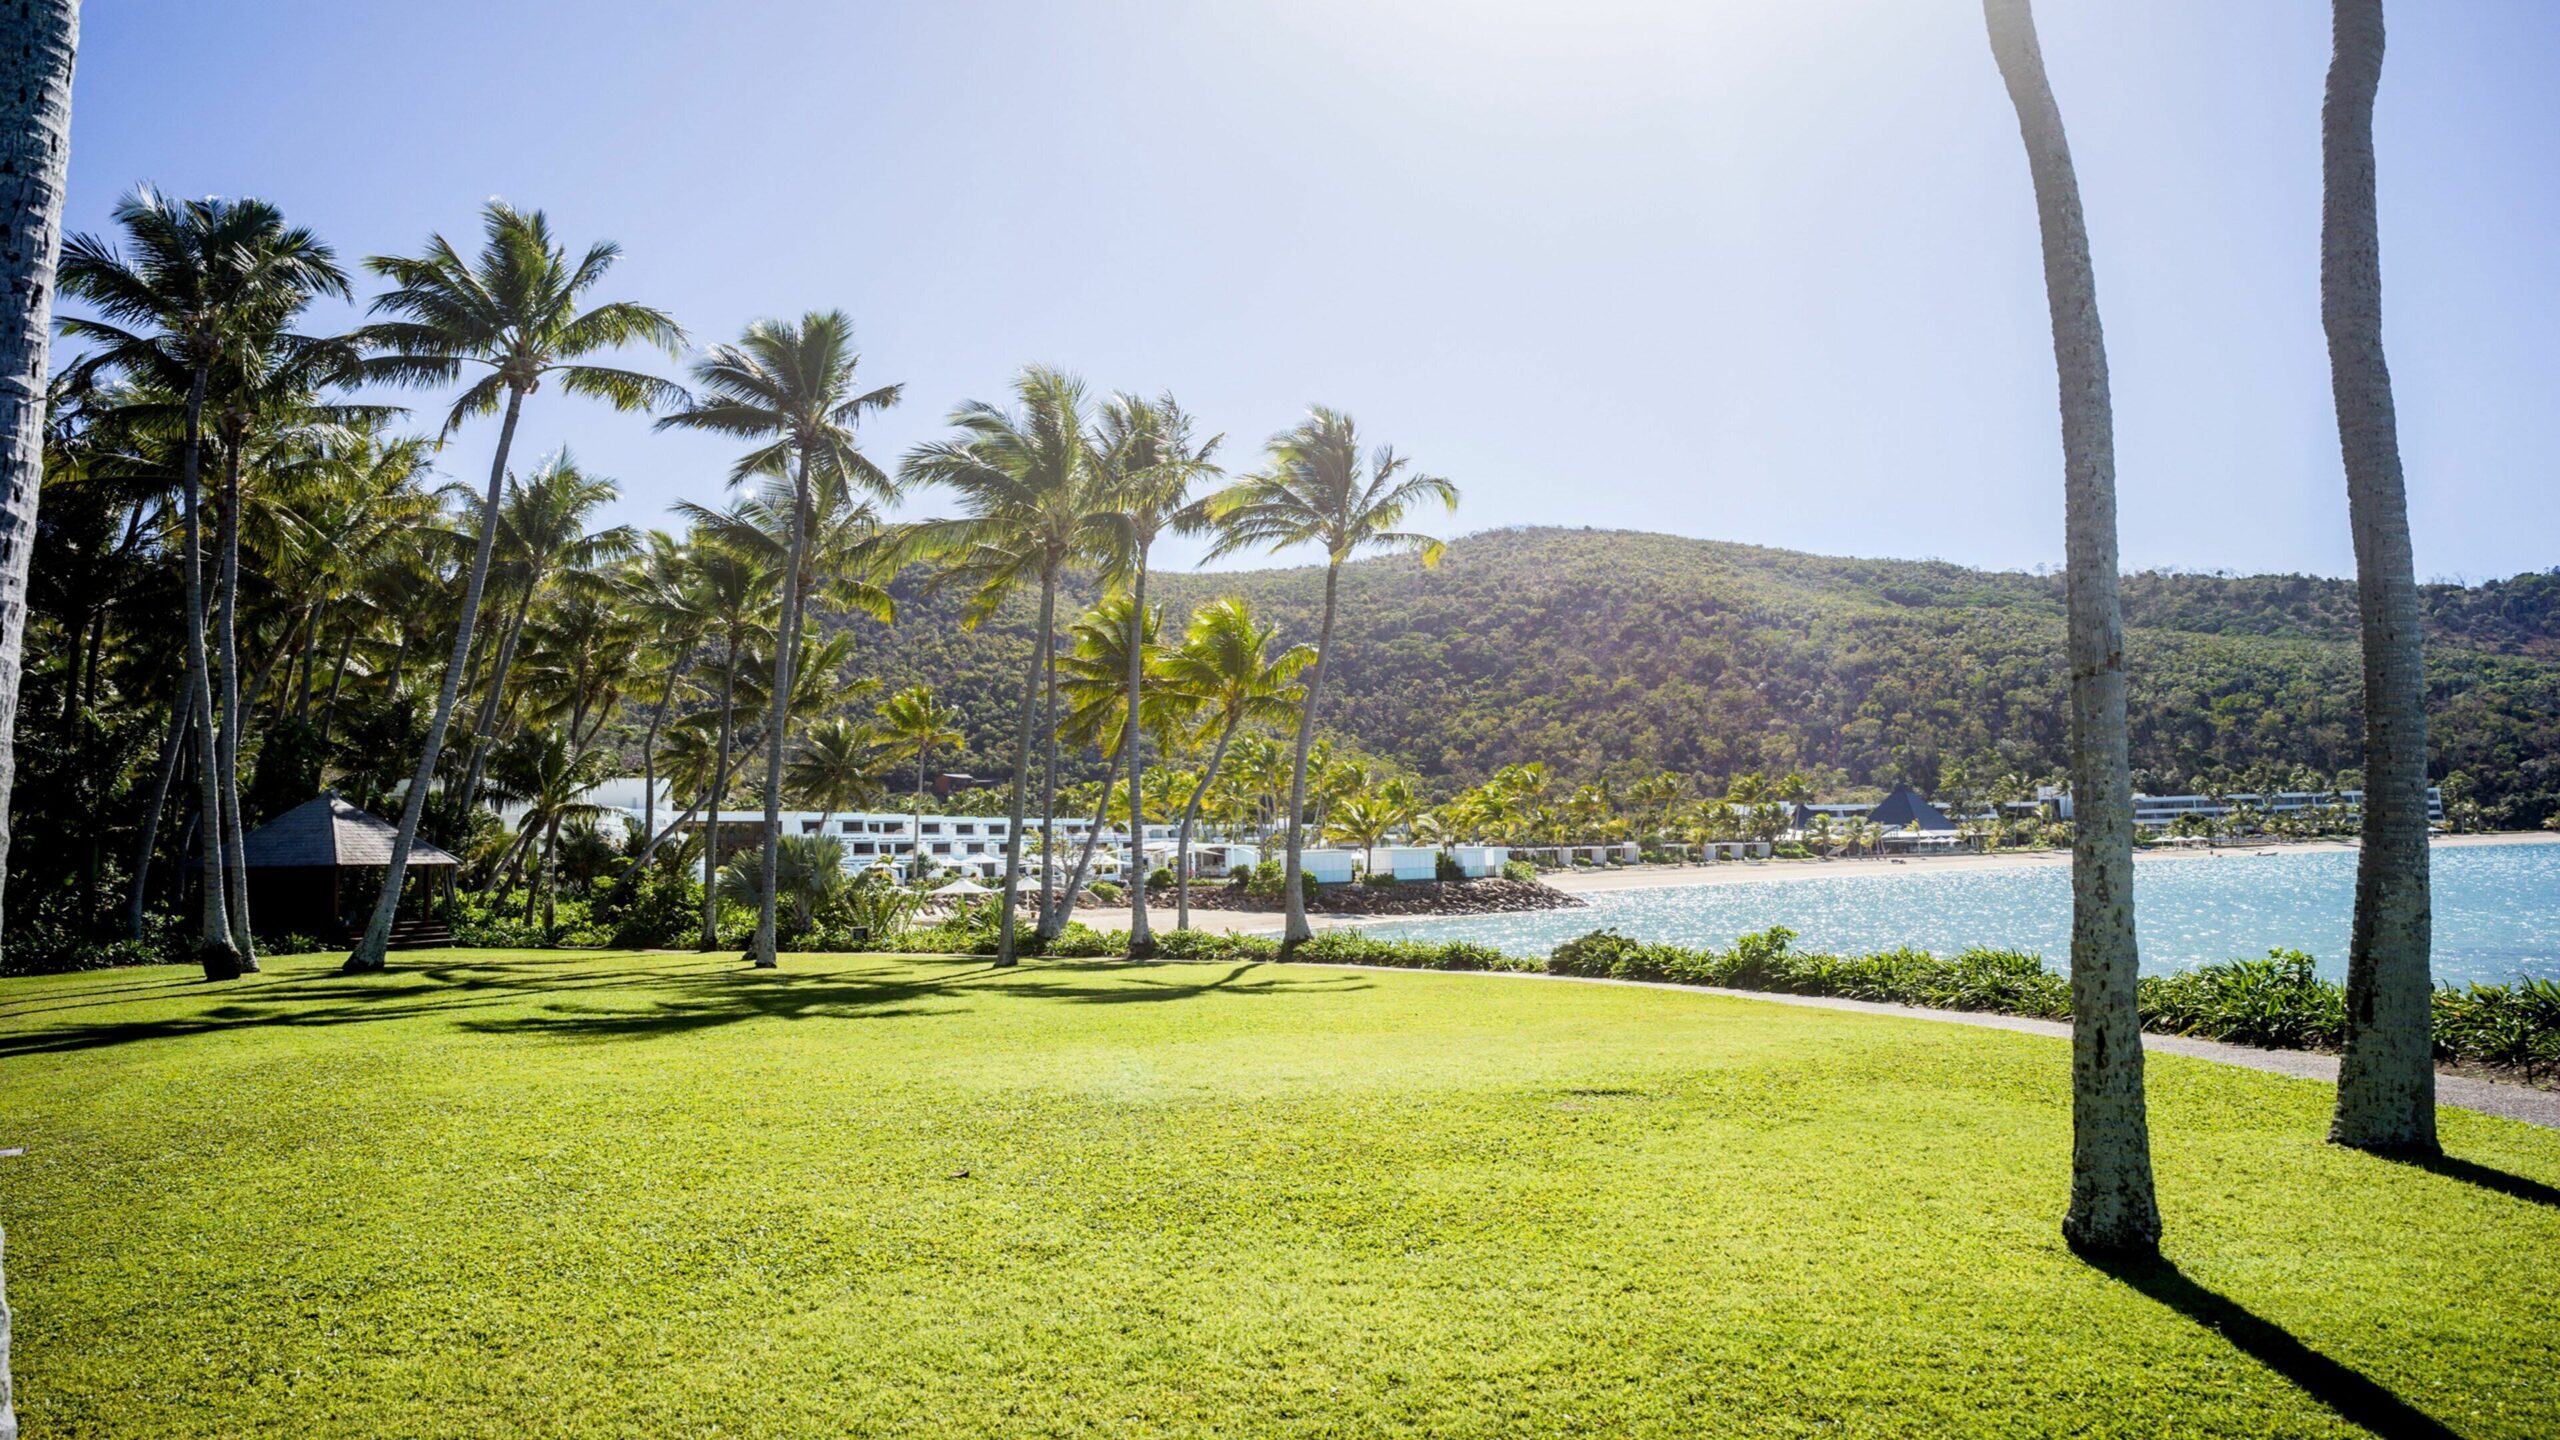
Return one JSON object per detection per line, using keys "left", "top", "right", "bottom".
{"left": 1535, "top": 829, "right": 2558, "bottom": 898}
{"left": 1136, "top": 831, "right": 2559, "bottom": 936}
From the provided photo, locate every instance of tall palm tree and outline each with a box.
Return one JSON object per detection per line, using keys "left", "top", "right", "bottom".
{"left": 681, "top": 540, "right": 776, "bottom": 948}
{"left": 787, "top": 716, "right": 881, "bottom": 832}
{"left": 1162, "top": 599, "right": 1310, "bottom": 922}
{"left": 345, "top": 202, "right": 681, "bottom": 971}
{"left": 657, "top": 311, "right": 901, "bottom": 968}
{"left": 1094, "top": 392, "right": 1222, "bottom": 953}
{"left": 1204, "top": 407, "right": 1457, "bottom": 952}
{"left": 624, "top": 529, "right": 710, "bottom": 851}
{"left": 902, "top": 366, "right": 1119, "bottom": 964}
{"left": 2321, "top": 0, "right": 2435, "bottom": 1153}
{"left": 454, "top": 448, "right": 634, "bottom": 812}
{"left": 1985, "top": 0, "right": 2160, "bottom": 1257}
{"left": 59, "top": 188, "right": 351, "bottom": 978}
{"left": 1, "top": 6, "right": 78, "bottom": 1414}
{"left": 874, "top": 685, "right": 964, "bottom": 881}
{"left": 1051, "top": 594, "right": 1178, "bottom": 923}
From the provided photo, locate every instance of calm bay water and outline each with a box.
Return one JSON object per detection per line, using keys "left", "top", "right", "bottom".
{"left": 1371, "top": 841, "right": 2560, "bottom": 986}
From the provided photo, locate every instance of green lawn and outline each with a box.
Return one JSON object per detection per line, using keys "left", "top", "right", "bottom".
{"left": 2, "top": 949, "right": 2556, "bottom": 1439}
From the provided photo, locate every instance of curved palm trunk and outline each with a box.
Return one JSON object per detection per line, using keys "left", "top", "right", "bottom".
{"left": 1986, "top": 0, "right": 2159, "bottom": 1258}
{"left": 315, "top": 622, "right": 356, "bottom": 745}
{"left": 1051, "top": 772, "right": 1117, "bottom": 932}
{"left": 348, "top": 385, "right": 526, "bottom": 971}
{"left": 1280, "top": 563, "right": 1341, "bottom": 952}
{"left": 174, "top": 373, "right": 238, "bottom": 976}
{"left": 1174, "top": 717, "right": 1243, "bottom": 931}
{"left": 457, "top": 583, "right": 538, "bottom": 815}
{"left": 703, "top": 642, "right": 737, "bottom": 949}
{"left": 1035, "top": 615, "right": 1064, "bottom": 938}
{"left": 1125, "top": 552, "right": 1155, "bottom": 953}
{"left": 638, "top": 649, "right": 687, "bottom": 851}
{"left": 128, "top": 671, "right": 193, "bottom": 938}
{"left": 2323, "top": 0, "right": 2435, "bottom": 1153}
{"left": 750, "top": 462, "right": 814, "bottom": 967}
{"left": 994, "top": 574, "right": 1055, "bottom": 966}
{"left": 216, "top": 453, "right": 256, "bottom": 966}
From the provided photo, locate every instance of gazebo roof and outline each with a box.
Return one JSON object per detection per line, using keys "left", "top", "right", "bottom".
{"left": 239, "top": 792, "right": 460, "bottom": 868}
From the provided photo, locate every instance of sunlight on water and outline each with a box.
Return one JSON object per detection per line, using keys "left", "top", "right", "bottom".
{"left": 1373, "top": 841, "right": 2560, "bottom": 985}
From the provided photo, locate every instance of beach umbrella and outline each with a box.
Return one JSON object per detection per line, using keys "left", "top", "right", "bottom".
{"left": 931, "top": 878, "right": 992, "bottom": 898}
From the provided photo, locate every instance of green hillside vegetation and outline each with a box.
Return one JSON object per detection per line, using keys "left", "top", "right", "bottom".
{"left": 818, "top": 527, "right": 2560, "bottom": 826}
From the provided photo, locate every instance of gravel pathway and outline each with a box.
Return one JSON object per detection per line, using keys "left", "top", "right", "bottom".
{"left": 1297, "top": 962, "right": 2560, "bottom": 1131}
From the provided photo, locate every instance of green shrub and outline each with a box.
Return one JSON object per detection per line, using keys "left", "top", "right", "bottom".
{"left": 1361, "top": 871, "right": 1400, "bottom": 887}
{"left": 1146, "top": 867, "right": 1176, "bottom": 891}
{"left": 604, "top": 869, "right": 702, "bottom": 948}
{"left": 1436, "top": 852, "right": 1464, "bottom": 882}
{"left": 1500, "top": 859, "right": 1538, "bottom": 884}
{"left": 2138, "top": 949, "right": 2341, "bottom": 1048}
{"left": 1089, "top": 880, "right": 1124, "bottom": 904}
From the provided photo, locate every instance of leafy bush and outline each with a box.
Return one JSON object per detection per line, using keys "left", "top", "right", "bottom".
{"left": 1361, "top": 872, "right": 1400, "bottom": 887}
{"left": 1146, "top": 867, "right": 1176, "bottom": 891}
{"left": 603, "top": 869, "right": 703, "bottom": 948}
{"left": 2139, "top": 949, "right": 2341, "bottom": 1048}
{"left": 1089, "top": 880, "right": 1124, "bottom": 904}
{"left": 1, "top": 894, "right": 188, "bottom": 977}
{"left": 1500, "top": 859, "right": 1538, "bottom": 883}
{"left": 1436, "top": 852, "right": 1465, "bottom": 882}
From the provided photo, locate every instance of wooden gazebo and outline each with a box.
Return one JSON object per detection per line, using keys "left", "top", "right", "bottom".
{"left": 237, "top": 792, "right": 460, "bottom": 946}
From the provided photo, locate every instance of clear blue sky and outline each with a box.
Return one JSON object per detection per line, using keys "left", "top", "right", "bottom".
{"left": 59, "top": 0, "right": 2560, "bottom": 580}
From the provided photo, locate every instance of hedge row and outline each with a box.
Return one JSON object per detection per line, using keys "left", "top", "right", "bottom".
{"left": 883, "top": 919, "right": 2560, "bottom": 1080}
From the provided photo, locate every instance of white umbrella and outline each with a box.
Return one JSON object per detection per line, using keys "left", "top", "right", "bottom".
{"left": 930, "top": 878, "right": 993, "bottom": 898}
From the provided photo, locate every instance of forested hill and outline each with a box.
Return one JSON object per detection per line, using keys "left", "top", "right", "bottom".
{"left": 818, "top": 527, "right": 2560, "bottom": 827}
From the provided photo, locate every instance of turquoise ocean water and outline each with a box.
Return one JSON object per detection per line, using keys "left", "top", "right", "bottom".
{"left": 1366, "top": 841, "right": 2560, "bottom": 986}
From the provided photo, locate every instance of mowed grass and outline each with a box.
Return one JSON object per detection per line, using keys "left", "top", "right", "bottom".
{"left": 2, "top": 950, "right": 2557, "bottom": 1439}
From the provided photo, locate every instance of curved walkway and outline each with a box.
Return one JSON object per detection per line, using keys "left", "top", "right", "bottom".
{"left": 1295, "top": 961, "right": 2560, "bottom": 1131}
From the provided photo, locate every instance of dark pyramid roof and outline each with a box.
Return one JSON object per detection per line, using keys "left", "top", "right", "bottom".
{"left": 238, "top": 792, "right": 460, "bottom": 868}
{"left": 1865, "top": 783, "right": 1956, "bottom": 832}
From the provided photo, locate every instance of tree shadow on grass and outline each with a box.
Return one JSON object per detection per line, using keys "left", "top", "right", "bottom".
{"left": 0, "top": 952, "right": 847, "bottom": 1059}
{"left": 0, "top": 953, "right": 1370, "bottom": 1057}
{"left": 2088, "top": 1254, "right": 2458, "bottom": 1440}
{"left": 994, "top": 962, "right": 1371, "bottom": 1006}
{"left": 2382, "top": 1150, "right": 2560, "bottom": 1211}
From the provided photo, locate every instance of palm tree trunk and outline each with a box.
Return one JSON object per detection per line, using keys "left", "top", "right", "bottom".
{"left": 176, "top": 372, "right": 238, "bottom": 977}
{"left": 994, "top": 573, "right": 1055, "bottom": 967}
{"left": 129, "top": 680, "right": 192, "bottom": 939}
{"left": 348, "top": 384, "right": 526, "bottom": 971}
{"left": 749, "top": 460, "right": 814, "bottom": 969}
{"left": 0, "top": 0, "right": 77, "bottom": 1046}
{"left": 1985, "top": 0, "right": 2159, "bottom": 1258}
{"left": 458, "top": 582, "right": 537, "bottom": 815}
{"left": 1035, "top": 612, "right": 1063, "bottom": 938}
{"left": 1175, "top": 718, "right": 1242, "bottom": 931}
{"left": 316, "top": 622, "right": 356, "bottom": 746}
{"left": 1280, "top": 563, "right": 1341, "bottom": 951}
{"left": 216, "top": 451, "right": 256, "bottom": 966}
{"left": 1126, "top": 551, "right": 1155, "bottom": 954}
{"left": 912, "top": 753, "right": 928, "bottom": 882}
{"left": 639, "top": 650, "right": 687, "bottom": 851}
{"left": 703, "top": 641, "right": 737, "bottom": 949}
{"left": 2323, "top": 0, "right": 2435, "bottom": 1154}
{"left": 1051, "top": 772, "right": 1117, "bottom": 932}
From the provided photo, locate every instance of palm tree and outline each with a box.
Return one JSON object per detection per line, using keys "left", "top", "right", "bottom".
{"left": 58, "top": 187, "right": 351, "bottom": 978}
{"left": 1162, "top": 599, "right": 1320, "bottom": 922}
{"left": 1, "top": 9, "right": 77, "bottom": 1410}
{"left": 901, "top": 366, "right": 1119, "bottom": 964}
{"left": 623, "top": 529, "right": 710, "bottom": 852}
{"left": 1985, "top": 0, "right": 2159, "bottom": 1257}
{"left": 681, "top": 540, "right": 776, "bottom": 947}
{"left": 787, "top": 717, "right": 881, "bottom": 832}
{"left": 1204, "top": 407, "right": 1457, "bottom": 952}
{"left": 874, "top": 686, "right": 964, "bottom": 881}
{"left": 344, "top": 202, "right": 681, "bottom": 971}
{"left": 454, "top": 448, "right": 634, "bottom": 812}
{"left": 2320, "top": 0, "right": 2435, "bottom": 1154}
{"left": 483, "top": 729, "right": 610, "bottom": 938}
{"left": 657, "top": 311, "right": 901, "bottom": 968}
{"left": 1094, "top": 392, "right": 1222, "bottom": 953}
{"left": 1051, "top": 594, "right": 1177, "bottom": 923}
